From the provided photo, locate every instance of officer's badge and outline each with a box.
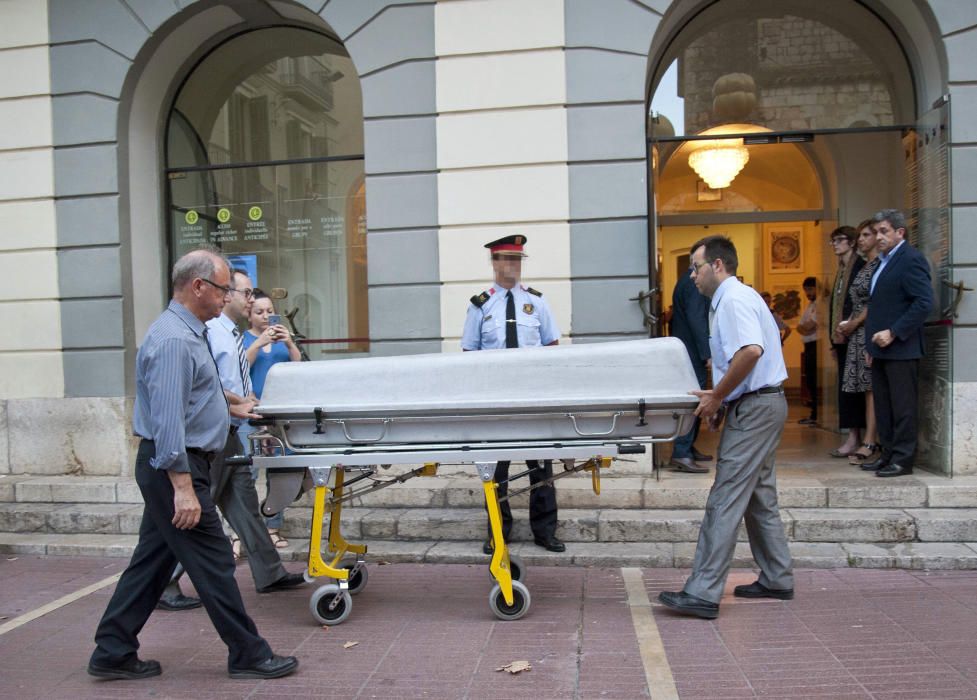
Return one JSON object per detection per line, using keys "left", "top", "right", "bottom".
{"left": 523, "top": 303, "right": 534, "bottom": 314}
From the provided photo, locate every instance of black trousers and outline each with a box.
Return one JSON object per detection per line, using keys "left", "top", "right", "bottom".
{"left": 487, "top": 460, "right": 558, "bottom": 540}
{"left": 871, "top": 358, "right": 919, "bottom": 466}
{"left": 91, "top": 441, "right": 271, "bottom": 670}
{"left": 832, "top": 342, "right": 865, "bottom": 429}
{"left": 803, "top": 341, "right": 817, "bottom": 419}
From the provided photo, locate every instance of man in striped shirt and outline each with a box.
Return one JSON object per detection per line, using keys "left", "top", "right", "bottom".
{"left": 88, "top": 248, "right": 298, "bottom": 681}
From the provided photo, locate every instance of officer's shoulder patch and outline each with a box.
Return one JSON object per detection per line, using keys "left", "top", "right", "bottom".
{"left": 470, "top": 290, "right": 491, "bottom": 308}
{"left": 527, "top": 287, "right": 543, "bottom": 297}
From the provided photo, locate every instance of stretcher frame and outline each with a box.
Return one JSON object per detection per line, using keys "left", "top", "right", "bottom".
{"left": 245, "top": 405, "right": 689, "bottom": 625}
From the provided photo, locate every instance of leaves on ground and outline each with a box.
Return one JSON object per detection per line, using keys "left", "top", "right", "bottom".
{"left": 343, "top": 641, "right": 359, "bottom": 649}
{"left": 496, "top": 660, "right": 531, "bottom": 674}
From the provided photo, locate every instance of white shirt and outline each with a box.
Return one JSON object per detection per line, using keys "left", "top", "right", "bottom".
{"left": 709, "top": 277, "right": 788, "bottom": 402}
{"left": 799, "top": 300, "right": 817, "bottom": 343}
{"left": 205, "top": 312, "right": 247, "bottom": 426}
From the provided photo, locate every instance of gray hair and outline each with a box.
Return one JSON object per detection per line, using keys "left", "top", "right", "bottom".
{"left": 872, "top": 208, "right": 909, "bottom": 235}
{"left": 171, "top": 246, "right": 229, "bottom": 290}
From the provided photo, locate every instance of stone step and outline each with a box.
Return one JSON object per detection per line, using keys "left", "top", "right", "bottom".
{"left": 5, "top": 501, "right": 977, "bottom": 544}
{"left": 3, "top": 533, "right": 977, "bottom": 571}
{"left": 4, "top": 471, "right": 977, "bottom": 509}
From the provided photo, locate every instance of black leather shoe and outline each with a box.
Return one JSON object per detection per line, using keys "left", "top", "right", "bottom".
{"left": 658, "top": 590, "right": 719, "bottom": 619}
{"left": 733, "top": 580, "right": 794, "bottom": 600}
{"left": 533, "top": 535, "right": 566, "bottom": 552}
{"left": 668, "top": 457, "right": 709, "bottom": 474}
{"left": 228, "top": 654, "right": 298, "bottom": 680}
{"left": 88, "top": 657, "right": 162, "bottom": 680}
{"left": 861, "top": 457, "right": 888, "bottom": 471}
{"left": 876, "top": 463, "right": 913, "bottom": 478}
{"left": 156, "top": 591, "right": 202, "bottom": 611}
{"left": 257, "top": 572, "right": 306, "bottom": 594}
{"left": 691, "top": 447, "right": 713, "bottom": 461}
{"left": 482, "top": 540, "right": 493, "bottom": 555}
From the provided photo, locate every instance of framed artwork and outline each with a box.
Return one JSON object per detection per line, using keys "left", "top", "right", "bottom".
{"left": 696, "top": 180, "right": 722, "bottom": 202}
{"left": 766, "top": 227, "right": 803, "bottom": 273}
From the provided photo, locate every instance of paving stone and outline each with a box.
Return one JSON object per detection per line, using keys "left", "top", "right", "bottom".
{"left": 115, "top": 479, "right": 143, "bottom": 503}
{"left": 46, "top": 533, "right": 137, "bottom": 557}
{"left": 599, "top": 509, "right": 702, "bottom": 542}
{"left": 927, "top": 482, "right": 977, "bottom": 507}
{"left": 45, "top": 503, "right": 131, "bottom": 534}
{"left": 569, "top": 542, "right": 673, "bottom": 568}
{"left": 117, "top": 505, "right": 144, "bottom": 534}
{"left": 0, "top": 503, "right": 60, "bottom": 532}
{"left": 280, "top": 506, "right": 365, "bottom": 540}
{"left": 778, "top": 484, "right": 828, "bottom": 508}
{"left": 12, "top": 479, "right": 53, "bottom": 502}
{"left": 47, "top": 476, "right": 120, "bottom": 503}
{"left": 841, "top": 542, "right": 977, "bottom": 570}
{"left": 348, "top": 477, "right": 449, "bottom": 508}
{"left": 556, "top": 476, "right": 643, "bottom": 509}
{"left": 908, "top": 508, "right": 977, "bottom": 541}
{"left": 787, "top": 542, "right": 849, "bottom": 568}
{"left": 0, "top": 475, "right": 32, "bottom": 502}
{"left": 643, "top": 482, "right": 710, "bottom": 508}
{"left": 788, "top": 508, "right": 916, "bottom": 542}
{"left": 673, "top": 541, "right": 756, "bottom": 568}
{"left": 826, "top": 479, "right": 927, "bottom": 508}
{"left": 0, "top": 531, "right": 54, "bottom": 554}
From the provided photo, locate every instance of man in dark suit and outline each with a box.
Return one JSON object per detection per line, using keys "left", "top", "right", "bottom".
{"left": 668, "top": 253, "right": 712, "bottom": 473}
{"left": 862, "top": 209, "right": 933, "bottom": 478}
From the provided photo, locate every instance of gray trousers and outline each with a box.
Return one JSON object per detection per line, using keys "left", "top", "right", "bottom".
{"left": 684, "top": 392, "right": 794, "bottom": 603}
{"left": 210, "top": 431, "right": 288, "bottom": 590}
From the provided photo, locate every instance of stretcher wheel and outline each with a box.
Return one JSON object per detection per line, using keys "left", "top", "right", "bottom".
{"left": 310, "top": 584, "right": 352, "bottom": 626}
{"left": 487, "top": 553, "right": 526, "bottom": 583}
{"left": 343, "top": 563, "right": 368, "bottom": 595}
{"left": 488, "top": 580, "right": 531, "bottom": 621}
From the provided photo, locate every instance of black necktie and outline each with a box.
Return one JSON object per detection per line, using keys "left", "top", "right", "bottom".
{"left": 505, "top": 291, "right": 518, "bottom": 348}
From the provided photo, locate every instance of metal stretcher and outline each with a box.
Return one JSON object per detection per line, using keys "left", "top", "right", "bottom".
{"left": 239, "top": 338, "right": 699, "bottom": 625}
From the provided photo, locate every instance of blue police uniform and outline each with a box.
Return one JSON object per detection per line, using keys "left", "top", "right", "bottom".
{"left": 462, "top": 234, "right": 564, "bottom": 553}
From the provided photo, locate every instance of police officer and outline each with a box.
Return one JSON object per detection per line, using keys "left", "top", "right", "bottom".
{"left": 461, "top": 235, "right": 564, "bottom": 553}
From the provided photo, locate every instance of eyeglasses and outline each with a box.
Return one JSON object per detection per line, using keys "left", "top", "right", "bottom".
{"left": 231, "top": 288, "right": 253, "bottom": 299}
{"left": 690, "top": 260, "right": 712, "bottom": 273}
{"left": 200, "top": 278, "right": 232, "bottom": 295}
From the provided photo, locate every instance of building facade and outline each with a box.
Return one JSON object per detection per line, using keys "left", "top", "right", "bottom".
{"left": 0, "top": 0, "right": 974, "bottom": 476}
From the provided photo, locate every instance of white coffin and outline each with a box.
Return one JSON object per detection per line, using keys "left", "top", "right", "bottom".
{"left": 256, "top": 338, "right": 699, "bottom": 447}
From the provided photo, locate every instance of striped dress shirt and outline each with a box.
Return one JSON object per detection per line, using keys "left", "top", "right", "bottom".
{"left": 132, "top": 300, "right": 230, "bottom": 472}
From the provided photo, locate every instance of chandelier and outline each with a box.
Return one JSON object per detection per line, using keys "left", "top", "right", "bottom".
{"left": 688, "top": 139, "right": 750, "bottom": 189}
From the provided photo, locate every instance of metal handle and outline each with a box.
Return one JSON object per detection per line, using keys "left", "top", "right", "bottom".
{"left": 335, "top": 418, "right": 390, "bottom": 443}
{"left": 564, "top": 412, "right": 622, "bottom": 437}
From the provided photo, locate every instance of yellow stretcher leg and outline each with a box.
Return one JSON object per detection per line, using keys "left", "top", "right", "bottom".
{"left": 483, "top": 480, "right": 514, "bottom": 606}
{"left": 307, "top": 470, "right": 367, "bottom": 580}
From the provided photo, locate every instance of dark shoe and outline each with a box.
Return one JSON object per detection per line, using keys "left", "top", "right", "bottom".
{"left": 733, "top": 580, "right": 794, "bottom": 600}
{"left": 482, "top": 540, "right": 493, "bottom": 555}
{"left": 88, "top": 657, "right": 162, "bottom": 680}
{"left": 658, "top": 590, "right": 719, "bottom": 619}
{"left": 533, "top": 535, "right": 566, "bottom": 553}
{"left": 861, "top": 456, "right": 888, "bottom": 472}
{"left": 830, "top": 447, "right": 855, "bottom": 458}
{"left": 228, "top": 654, "right": 298, "bottom": 680}
{"left": 798, "top": 417, "right": 817, "bottom": 425}
{"left": 668, "top": 457, "right": 709, "bottom": 474}
{"left": 691, "top": 447, "right": 713, "bottom": 462}
{"left": 156, "top": 591, "right": 202, "bottom": 611}
{"left": 876, "top": 463, "right": 913, "bottom": 478}
{"left": 257, "top": 572, "right": 306, "bottom": 594}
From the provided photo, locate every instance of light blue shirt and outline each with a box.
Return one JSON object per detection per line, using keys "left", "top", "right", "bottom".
{"left": 870, "top": 239, "right": 905, "bottom": 295}
{"left": 132, "top": 301, "right": 230, "bottom": 471}
{"left": 205, "top": 312, "right": 247, "bottom": 426}
{"left": 461, "top": 283, "right": 560, "bottom": 350}
{"left": 709, "top": 277, "right": 788, "bottom": 402}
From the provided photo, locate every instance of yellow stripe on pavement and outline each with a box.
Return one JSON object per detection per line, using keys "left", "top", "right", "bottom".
{"left": 0, "top": 572, "right": 122, "bottom": 637}
{"left": 621, "top": 567, "right": 679, "bottom": 700}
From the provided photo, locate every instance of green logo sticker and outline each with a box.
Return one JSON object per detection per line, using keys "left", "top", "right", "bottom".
{"left": 185, "top": 210, "right": 199, "bottom": 225}
{"left": 217, "top": 208, "right": 231, "bottom": 223}
{"left": 248, "top": 206, "right": 263, "bottom": 221}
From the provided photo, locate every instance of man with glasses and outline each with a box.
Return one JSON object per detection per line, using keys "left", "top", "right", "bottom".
{"left": 159, "top": 270, "right": 306, "bottom": 608}
{"left": 88, "top": 248, "right": 298, "bottom": 680}
{"left": 658, "top": 236, "right": 793, "bottom": 619}
{"left": 667, "top": 248, "right": 713, "bottom": 473}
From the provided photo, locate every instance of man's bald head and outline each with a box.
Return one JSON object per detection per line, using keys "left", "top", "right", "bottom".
{"left": 172, "top": 247, "right": 229, "bottom": 291}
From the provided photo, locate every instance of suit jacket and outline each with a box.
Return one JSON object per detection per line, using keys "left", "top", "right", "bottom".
{"left": 670, "top": 272, "right": 710, "bottom": 365}
{"left": 865, "top": 241, "right": 933, "bottom": 360}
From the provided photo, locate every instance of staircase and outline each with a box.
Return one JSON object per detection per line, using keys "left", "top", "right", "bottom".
{"left": 3, "top": 446, "right": 977, "bottom": 570}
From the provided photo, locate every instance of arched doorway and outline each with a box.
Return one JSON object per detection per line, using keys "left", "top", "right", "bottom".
{"left": 647, "top": 0, "right": 952, "bottom": 473}
{"left": 166, "top": 26, "right": 367, "bottom": 355}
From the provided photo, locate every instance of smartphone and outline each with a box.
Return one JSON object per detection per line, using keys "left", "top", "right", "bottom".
{"left": 268, "top": 314, "right": 281, "bottom": 327}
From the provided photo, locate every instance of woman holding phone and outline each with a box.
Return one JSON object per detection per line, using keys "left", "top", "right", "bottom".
{"left": 243, "top": 289, "right": 302, "bottom": 548}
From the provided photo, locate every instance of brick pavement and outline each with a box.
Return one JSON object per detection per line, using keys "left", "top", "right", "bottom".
{"left": 2, "top": 555, "right": 977, "bottom": 699}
